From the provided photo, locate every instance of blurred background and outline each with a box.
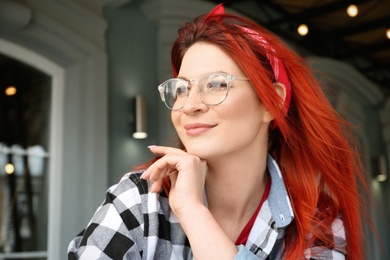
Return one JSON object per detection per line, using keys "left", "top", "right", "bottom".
{"left": 0, "top": 0, "right": 389, "bottom": 259}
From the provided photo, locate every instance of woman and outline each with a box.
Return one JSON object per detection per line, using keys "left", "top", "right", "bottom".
{"left": 68, "top": 4, "right": 367, "bottom": 259}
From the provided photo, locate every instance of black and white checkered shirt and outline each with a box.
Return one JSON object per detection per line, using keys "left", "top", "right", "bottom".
{"left": 68, "top": 155, "right": 346, "bottom": 259}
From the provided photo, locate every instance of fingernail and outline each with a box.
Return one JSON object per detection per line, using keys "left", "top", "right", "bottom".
{"left": 147, "top": 145, "right": 158, "bottom": 149}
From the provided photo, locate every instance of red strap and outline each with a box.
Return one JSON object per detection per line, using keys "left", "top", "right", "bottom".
{"left": 235, "top": 179, "right": 271, "bottom": 245}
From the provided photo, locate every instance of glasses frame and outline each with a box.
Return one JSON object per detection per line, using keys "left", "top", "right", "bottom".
{"left": 157, "top": 72, "right": 250, "bottom": 110}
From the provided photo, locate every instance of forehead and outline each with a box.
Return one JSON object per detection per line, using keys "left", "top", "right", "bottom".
{"left": 178, "top": 42, "right": 244, "bottom": 78}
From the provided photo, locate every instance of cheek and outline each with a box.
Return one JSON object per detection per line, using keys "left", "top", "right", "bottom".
{"left": 171, "top": 111, "right": 181, "bottom": 133}
{"left": 223, "top": 95, "right": 267, "bottom": 131}
{"left": 227, "top": 107, "right": 260, "bottom": 127}
{"left": 225, "top": 90, "right": 263, "bottom": 116}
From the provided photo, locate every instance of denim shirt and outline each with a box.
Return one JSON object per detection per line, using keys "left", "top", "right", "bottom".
{"left": 234, "top": 154, "right": 294, "bottom": 259}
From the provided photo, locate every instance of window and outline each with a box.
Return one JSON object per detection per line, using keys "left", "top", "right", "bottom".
{"left": 0, "top": 53, "right": 51, "bottom": 259}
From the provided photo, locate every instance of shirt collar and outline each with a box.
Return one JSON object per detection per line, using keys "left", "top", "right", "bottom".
{"left": 267, "top": 154, "right": 294, "bottom": 228}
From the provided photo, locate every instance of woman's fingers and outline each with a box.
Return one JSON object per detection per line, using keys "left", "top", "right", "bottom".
{"left": 141, "top": 146, "right": 185, "bottom": 181}
{"left": 141, "top": 146, "right": 206, "bottom": 204}
{"left": 147, "top": 145, "right": 187, "bottom": 156}
{"left": 151, "top": 179, "right": 163, "bottom": 193}
{"left": 142, "top": 154, "right": 175, "bottom": 178}
{"left": 150, "top": 169, "right": 178, "bottom": 193}
{"left": 141, "top": 150, "right": 182, "bottom": 192}
{"left": 141, "top": 165, "right": 168, "bottom": 193}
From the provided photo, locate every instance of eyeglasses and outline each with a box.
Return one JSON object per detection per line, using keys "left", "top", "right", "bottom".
{"left": 157, "top": 72, "right": 250, "bottom": 110}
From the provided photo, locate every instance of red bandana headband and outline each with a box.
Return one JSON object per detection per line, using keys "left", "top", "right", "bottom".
{"left": 206, "top": 4, "right": 292, "bottom": 123}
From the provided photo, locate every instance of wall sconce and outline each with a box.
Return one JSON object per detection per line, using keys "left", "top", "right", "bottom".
{"left": 371, "top": 155, "right": 388, "bottom": 182}
{"left": 131, "top": 95, "right": 148, "bottom": 139}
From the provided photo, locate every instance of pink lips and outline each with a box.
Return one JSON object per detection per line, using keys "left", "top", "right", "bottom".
{"left": 184, "top": 123, "right": 216, "bottom": 136}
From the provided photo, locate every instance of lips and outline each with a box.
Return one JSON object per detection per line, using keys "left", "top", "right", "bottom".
{"left": 184, "top": 123, "right": 217, "bottom": 136}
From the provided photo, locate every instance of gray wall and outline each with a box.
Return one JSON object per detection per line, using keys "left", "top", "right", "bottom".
{"left": 105, "top": 1, "right": 161, "bottom": 186}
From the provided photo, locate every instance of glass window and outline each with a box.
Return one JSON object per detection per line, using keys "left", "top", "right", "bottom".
{"left": 0, "top": 53, "right": 51, "bottom": 260}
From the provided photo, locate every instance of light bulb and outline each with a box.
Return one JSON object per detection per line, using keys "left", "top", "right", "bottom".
{"left": 132, "top": 132, "right": 148, "bottom": 139}
{"left": 347, "top": 4, "right": 358, "bottom": 17}
{"left": 297, "top": 24, "right": 309, "bottom": 36}
{"left": 5, "top": 163, "right": 14, "bottom": 174}
{"left": 5, "top": 86, "right": 17, "bottom": 96}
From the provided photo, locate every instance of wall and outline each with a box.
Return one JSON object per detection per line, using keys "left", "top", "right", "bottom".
{"left": 0, "top": 1, "right": 109, "bottom": 258}
{"left": 104, "top": 0, "right": 216, "bottom": 185}
{"left": 105, "top": 0, "right": 160, "bottom": 186}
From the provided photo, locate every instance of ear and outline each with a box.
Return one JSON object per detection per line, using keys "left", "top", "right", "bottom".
{"left": 274, "top": 82, "right": 287, "bottom": 105}
{"left": 262, "top": 82, "right": 287, "bottom": 124}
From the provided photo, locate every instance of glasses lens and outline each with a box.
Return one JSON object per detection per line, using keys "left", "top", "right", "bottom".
{"left": 199, "top": 74, "right": 229, "bottom": 105}
{"left": 163, "top": 79, "right": 188, "bottom": 109}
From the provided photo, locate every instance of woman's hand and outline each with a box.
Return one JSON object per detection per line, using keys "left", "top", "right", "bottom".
{"left": 140, "top": 145, "right": 208, "bottom": 216}
{"left": 141, "top": 145, "right": 238, "bottom": 259}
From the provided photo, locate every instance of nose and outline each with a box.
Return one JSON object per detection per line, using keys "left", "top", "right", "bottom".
{"left": 182, "top": 83, "right": 208, "bottom": 114}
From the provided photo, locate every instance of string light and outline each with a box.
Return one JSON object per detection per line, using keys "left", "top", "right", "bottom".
{"left": 5, "top": 163, "right": 14, "bottom": 174}
{"left": 386, "top": 28, "right": 390, "bottom": 40}
{"left": 347, "top": 4, "right": 358, "bottom": 17}
{"left": 297, "top": 24, "right": 309, "bottom": 36}
{"left": 5, "top": 86, "right": 17, "bottom": 96}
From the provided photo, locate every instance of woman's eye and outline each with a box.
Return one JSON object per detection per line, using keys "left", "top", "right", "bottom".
{"left": 176, "top": 86, "right": 187, "bottom": 96}
{"left": 207, "top": 81, "right": 227, "bottom": 90}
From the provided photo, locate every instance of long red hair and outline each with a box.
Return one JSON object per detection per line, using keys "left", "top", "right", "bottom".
{"left": 141, "top": 13, "right": 370, "bottom": 259}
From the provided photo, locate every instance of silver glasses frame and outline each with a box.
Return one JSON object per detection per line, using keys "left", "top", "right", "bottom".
{"left": 157, "top": 72, "right": 250, "bottom": 110}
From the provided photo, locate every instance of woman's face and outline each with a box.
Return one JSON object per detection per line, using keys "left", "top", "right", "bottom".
{"left": 171, "top": 42, "right": 273, "bottom": 160}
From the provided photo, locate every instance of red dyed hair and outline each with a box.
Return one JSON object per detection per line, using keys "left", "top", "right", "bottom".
{"left": 140, "top": 12, "right": 370, "bottom": 259}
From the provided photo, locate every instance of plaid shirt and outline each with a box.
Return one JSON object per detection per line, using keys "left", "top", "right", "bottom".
{"left": 68, "top": 155, "right": 346, "bottom": 259}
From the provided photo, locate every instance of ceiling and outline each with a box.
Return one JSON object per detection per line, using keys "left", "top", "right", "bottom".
{"left": 205, "top": 0, "right": 390, "bottom": 97}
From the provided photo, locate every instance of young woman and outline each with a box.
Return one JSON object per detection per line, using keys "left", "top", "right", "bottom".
{"left": 68, "top": 5, "right": 367, "bottom": 259}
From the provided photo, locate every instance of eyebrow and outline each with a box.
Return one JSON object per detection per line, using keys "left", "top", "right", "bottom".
{"left": 176, "top": 71, "right": 228, "bottom": 80}
{"left": 176, "top": 76, "right": 188, "bottom": 80}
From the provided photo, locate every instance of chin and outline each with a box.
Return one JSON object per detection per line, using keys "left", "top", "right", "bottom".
{"left": 184, "top": 144, "right": 213, "bottom": 159}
